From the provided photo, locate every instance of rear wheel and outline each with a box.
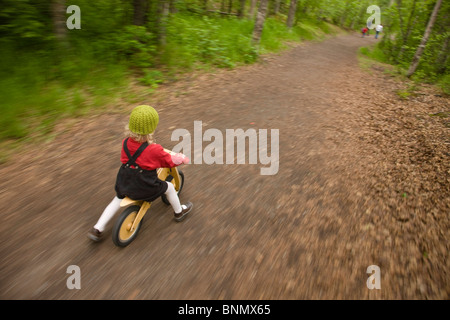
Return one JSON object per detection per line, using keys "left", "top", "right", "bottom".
{"left": 112, "top": 205, "right": 143, "bottom": 247}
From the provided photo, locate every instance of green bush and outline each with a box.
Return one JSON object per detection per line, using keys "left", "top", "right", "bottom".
{"left": 164, "top": 15, "right": 257, "bottom": 69}
{"left": 114, "top": 26, "right": 157, "bottom": 69}
{"left": 359, "top": 45, "right": 388, "bottom": 64}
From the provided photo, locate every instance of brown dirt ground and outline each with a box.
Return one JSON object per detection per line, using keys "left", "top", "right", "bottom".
{"left": 0, "top": 33, "right": 448, "bottom": 300}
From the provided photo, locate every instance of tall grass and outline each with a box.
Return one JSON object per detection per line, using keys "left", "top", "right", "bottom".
{"left": 0, "top": 43, "right": 129, "bottom": 141}
{"left": 162, "top": 15, "right": 258, "bottom": 70}
{"left": 162, "top": 15, "right": 336, "bottom": 70}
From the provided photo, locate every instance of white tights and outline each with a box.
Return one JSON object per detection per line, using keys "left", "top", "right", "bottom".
{"left": 94, "top": 182, "right": 183, "bottom": 232}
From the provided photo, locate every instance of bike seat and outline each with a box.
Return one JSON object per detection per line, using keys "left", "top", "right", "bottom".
{"left": 120, "top": 197, "right": 143, "bottom": 207}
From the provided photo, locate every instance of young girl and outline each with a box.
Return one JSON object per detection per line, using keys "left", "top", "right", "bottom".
{"left": 88, "top": 105, "right": 193, "bottom": 242}
{"left": 361, "top": 27, "right": 368, "bottom": 37}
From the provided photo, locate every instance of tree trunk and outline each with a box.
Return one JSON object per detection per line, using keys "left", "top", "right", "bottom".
{"left": 339, "top": 0, "right": 351, "bottom": 27}
{"left": 397, "top": 0, "right": 417, "bottom": 62}
{"left": 286, "top": 0, "right": 298, "bottom": 28}
{"left": 238, "top": 0, "right": 246, "bottom": 18}
{"left": 51, "top": 0, "right": 67, "bottom": 42}
{"left": 396, "top": 0, "right": 406, "bottom": 40}
{"left": 436, "top": 34, "right": 449, "bottom": 74}
{"left": 302, "top": 2, "right": 308, "bottom": 15}
{"left": 274, "top": 0, "right": 281, "bottom": 15}
{"left": 170, "top": 0, "right": 178, "bottom": 13}
{"left": 249, "top": 0, "right": 258, "bottom": 18}
{"left": 158, "top": 0, "right": 170, "bottom": 47}
{"left": 228, "top": 0, "right": 233, "bottom": 14}
{"left": 406, "top": 0, "right": 443, "bottom": 77}
{"left": 133, "top": 0, "right": 149, "bottom": 26}
{"left": 252, "top": 0, "right": 269, "bottom": 46}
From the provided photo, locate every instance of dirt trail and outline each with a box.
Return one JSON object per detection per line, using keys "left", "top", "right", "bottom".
{"left": 0, "top": 33, "right": 448, "bottom": 300}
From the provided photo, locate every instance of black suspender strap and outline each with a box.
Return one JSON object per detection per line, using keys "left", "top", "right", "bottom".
{"left": 123, "top": 138, "right": 132, "bottom": 160}
{"left": 123, "top": 138, "right": 149, "bottom": 167}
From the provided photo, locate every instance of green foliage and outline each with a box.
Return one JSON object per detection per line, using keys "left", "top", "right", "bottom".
{"left": 0, "top": 40, "right": 128, "bottom": 140}
{"left": 164, "top": 15, "right": 257, "bottom": 69}
{"left": 372, "top": 0, "right": 450, "bottom": 88}
{"left": 437, "top": 74, "right": 450, "bottom": 95}
{"left": 114, "top": 25, "right": 158, "bottom": 69}
{"left": 0, "top": 0, "right": 52, "bottom": 45}
{"left": 4, "top": 0, "right": 446, "bottom": 144}
{"left": 139, "top": 70, "right": 164, "bottom": 91}
{"left": 359, "top": 46, "right": 388, "bottom": 64}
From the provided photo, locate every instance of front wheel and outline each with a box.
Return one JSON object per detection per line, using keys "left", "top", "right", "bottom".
{"left": 161, "top": 169, "right": 184, "bottom": 205}
{"left": 112, "top": 205, "right": 143, "bottom": 247}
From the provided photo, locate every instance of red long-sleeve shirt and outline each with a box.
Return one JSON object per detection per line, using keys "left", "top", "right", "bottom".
{"left": 120, "top": 138, "right": 178, "bottom": 171}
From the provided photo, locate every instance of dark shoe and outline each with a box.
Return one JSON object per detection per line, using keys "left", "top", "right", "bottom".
{"left": 88, "top": 227, "right": 103, "bottom": 242}
{"left": 174, "top": 202, "right": 193, "bottom": 222}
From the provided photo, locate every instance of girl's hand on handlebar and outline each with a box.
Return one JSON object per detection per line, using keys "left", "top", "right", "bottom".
{"left": 164, "top": 148, "right": 189, "bottom": 165}
{"left": 171, "top": 152, "right": 190, "bottom": 165}
{"left": 182, "top": 154, "right": 190, "bottom": 164}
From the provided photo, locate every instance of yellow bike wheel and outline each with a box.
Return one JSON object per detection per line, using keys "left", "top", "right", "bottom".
{"left": 161, "top": 169, "right": 184, "bottom": 205}
{"left": 112, "top": 205, "right": 143, "bottom": 247}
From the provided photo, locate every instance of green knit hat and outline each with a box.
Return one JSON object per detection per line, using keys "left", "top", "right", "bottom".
{"left": 129, "top": 105, "right": 159, "bottom": 135}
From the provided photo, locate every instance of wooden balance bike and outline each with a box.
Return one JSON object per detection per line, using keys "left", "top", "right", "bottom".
{"left": 112, "top": 150, "right": 185, "bottom": 247}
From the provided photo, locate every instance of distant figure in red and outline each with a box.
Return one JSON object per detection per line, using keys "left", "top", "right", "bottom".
{"left": 361, "top": 27, "right": 368, "bottom": 37}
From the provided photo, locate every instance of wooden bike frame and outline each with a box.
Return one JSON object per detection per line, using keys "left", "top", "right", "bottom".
{"left": 118, "top": 149, "right": 182, "bottom": 234}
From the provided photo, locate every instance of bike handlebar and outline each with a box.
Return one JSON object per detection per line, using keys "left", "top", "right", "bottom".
{"left": 164, "top": 149, "right": 190, "bottom": 165}
{"left": 163, "top": 148, "right": 177, "bottom": 156}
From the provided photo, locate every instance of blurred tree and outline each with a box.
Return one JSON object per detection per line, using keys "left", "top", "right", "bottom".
{"left": 435, "top": 35, "right": 449, "bottom": 74}
{"left": 407, "top": 0, "right": 443, "bottom": 77}
{"left": 396, "top": 0, "right": 417, "bottom": 63}
{"left": 274, "top": 0, "right": 281, "bottom": 15}
{"left": 286, "top": 0, "right": 297, "bottom": 28}
{"left": 238, "top": 0, "right": 247, "bottom": 18}
{"left": 134, "top": 0, "right": 149, "bottom": 25}
{"left": 339, "top": 0, "right": 351, "bottom": 27}
{"left": 252, "top": 0, "right": 269, "bottom": 45}
{"left": 52, "top": 0, "right": 67, "bottom": 42}
{"left": 249, "top": 0, "right": 259, "bottom": 18}
{"left": 158, "top": 0, "right": 170, "bottom": 46}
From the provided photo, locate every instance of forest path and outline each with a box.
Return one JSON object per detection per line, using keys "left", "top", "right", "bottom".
{"left": 1, "top": 33, "right": 448, "bottom": 300}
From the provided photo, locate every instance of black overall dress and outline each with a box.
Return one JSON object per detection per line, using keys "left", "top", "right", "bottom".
{"left": 115, "top": 138, "right": 168, "bottom": 202}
